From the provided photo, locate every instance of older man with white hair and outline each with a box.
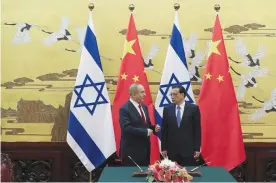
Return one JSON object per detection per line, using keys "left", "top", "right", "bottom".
{"left": 119, "top": 83, "right": 160, "bottom": 166}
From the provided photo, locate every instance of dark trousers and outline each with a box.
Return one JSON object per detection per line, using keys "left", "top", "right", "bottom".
{"left": 170, "top": 154, "right": 197, "bottom": 166}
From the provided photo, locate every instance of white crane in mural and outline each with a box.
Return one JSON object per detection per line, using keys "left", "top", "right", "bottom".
{"left": 43, "top": 16, "right": 72, "bottom": 46}
{"left": 188, "top": 50, "right": 205, "bottom": 82}
{"left": 143, "top": 45, "right": 158, "bottom": 69}
{"left": 230, "top": 66, "right": 268, "bottom": 100}
{"left": 65, "top": 27, "right": 86, "bottom": 53}
{"left": 229, "top": 40, "right": 266, "bottom": 67}
{"left": 142, "top": 44, "right": 162, "bottom": 74}
{"left": 64, "top": 26, "right": 113, "bottom": 61}
{"left": 4, "top": 22, "right": 43, "bottom": 45}
{"left": 249, "top": 89, "right": 276, "bottom": 121}
{"left": 183, "top": 33, "right": 206, "bottom": 82}
{"left": 183, "top": 32, "right": 198, "bottom": 59}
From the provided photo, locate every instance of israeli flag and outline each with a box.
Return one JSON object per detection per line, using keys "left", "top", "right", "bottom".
{"left": 155, "top": 12, "right": 195, "bottom": 147}
{"left": 67, "top": 11, "right": 116, "bottom": 172}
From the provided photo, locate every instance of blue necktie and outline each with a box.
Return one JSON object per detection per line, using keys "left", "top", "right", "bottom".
{"left": 177, "top": 106, "right": 181, "bottom": 127}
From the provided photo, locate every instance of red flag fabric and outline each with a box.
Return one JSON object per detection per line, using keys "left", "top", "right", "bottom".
{"left": 198, "top": 14, "right": 246, "bottom": 171}
{"left": 112, "top": 13, "right": 159, "bottom": 164}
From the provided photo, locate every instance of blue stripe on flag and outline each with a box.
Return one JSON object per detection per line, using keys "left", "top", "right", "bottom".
{"left": 170, "top": 25, "right": 188, "bottom": 68}
{"left": 84, "top": 26, "right": 102, "bottom": 70}
{"left": 68, "top": 111, "right": 105, "bottom": 167}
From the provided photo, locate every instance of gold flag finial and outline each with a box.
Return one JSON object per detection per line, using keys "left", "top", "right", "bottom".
{"left": 214, "top": 4, "right": 220, "bottom": 12}
{"left": 174, "top": 3, "right": 180, "bottom": 11}
{"left": 88, "top": 3, "right": 94, "bottom": 11}
{"left": 129, "top": 4, "right": 135, "bottom": 12}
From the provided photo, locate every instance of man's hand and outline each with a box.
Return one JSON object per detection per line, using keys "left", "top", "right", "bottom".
{"left": 161, "top": 150, "right": 167, "bottom": 158}
{"left": 155, "top": 125, "right": 161, "bottom": 133}
{"left": 147, "top": 129, "right": 153, "bottom": 136}
{"left": 194, "top": 151, "right": 200, "bottom": 160}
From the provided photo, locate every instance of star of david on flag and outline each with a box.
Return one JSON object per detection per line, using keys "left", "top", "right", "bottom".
{"left": 154, "top": 11, "right": 196, "bottom": 150}
{"left": 67, "top": 10, "right": 115, "bottom": 172}
{"left": 159, "top": 73, "right": 193, "bottom": 107}
{"left": 73, "top": 74, "right": 108, "bottom": 116}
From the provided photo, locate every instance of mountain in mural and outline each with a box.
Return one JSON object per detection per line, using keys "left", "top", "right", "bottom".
{"left": 17, "top": 99, "right": 59, "bottom": 123}
{"left": 51, "top": 92, "right": 72, "bottom": 141}
{"left": 1, "top": 108, "right": 17, "bottom": 118}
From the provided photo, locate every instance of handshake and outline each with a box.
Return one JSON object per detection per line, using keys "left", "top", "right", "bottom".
{"left": 147, "top": 125, "right": 161, "bottom": 136}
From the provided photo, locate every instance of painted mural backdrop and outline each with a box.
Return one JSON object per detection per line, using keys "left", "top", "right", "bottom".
{"left": 1, "top": 0, "right": 276, "bottom": 142}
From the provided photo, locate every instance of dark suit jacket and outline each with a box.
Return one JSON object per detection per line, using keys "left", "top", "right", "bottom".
{"left": 161, "top": 103, "right": 201, "bottom": 159}
{"left": 119, "top": 101, "right": 156, "bottom": 166}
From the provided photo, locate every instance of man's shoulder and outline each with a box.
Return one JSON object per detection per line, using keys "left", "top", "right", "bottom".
{"left": 120, "top": 101, "right": 130, "bottom": 110}
{"left": 164, "top": 103, "right": 175, "bottom": 110}
{"left": 186, "top": 103, "right": 199, "bottom": 109}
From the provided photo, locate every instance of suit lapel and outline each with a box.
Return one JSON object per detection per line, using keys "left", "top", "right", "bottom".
{"left": 128, "top": 101, "right": 143, "bottom": 121}
{"left": 128, "top": 101, "right": 147, "bottom": 125}
{"left": 183, "top": 104, "right": 189, "bottom": 119}
{"left": 180, "top": 104, "right": 189, "bottom": 126}
{"left": 171, "top": 104, "right": 178, "bottom": 127}
{"left": 141, "top": 105, "right": 147, "bottom": 120}
{"left": 141, "top": 105, "right": 149, "bottom": 125}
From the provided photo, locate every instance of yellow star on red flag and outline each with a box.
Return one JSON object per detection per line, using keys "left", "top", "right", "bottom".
{"left": 132, "top": 75, "right": 139, "bottom": 82}
{"left": 208, "top": 40, "right": 221, "bottom": 57}
{"left": 205, "top": 73, "right": 212, "bottom": 80}
{"left": 217, "top": 75, "right": 224, "bottom": 83}
{"left": 122, "top": 39, "right": 136, "bottom": 59}
{"left": 121, "top": 73, "right": 128, "bottom": 80}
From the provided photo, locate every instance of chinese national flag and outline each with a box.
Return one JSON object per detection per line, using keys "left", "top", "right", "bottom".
{"left": 112, "top": 13, "right": 159, "bottom": 164}
{"left": 198, "top": 14, "right": 246, "bottom": 170}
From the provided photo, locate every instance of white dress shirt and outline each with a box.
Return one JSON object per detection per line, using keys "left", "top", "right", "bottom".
{"left": 130, "top": 98, "right": 147, "bottom": 121}
{"left": 175, "top": 101, "right": 185, "bottom": 119}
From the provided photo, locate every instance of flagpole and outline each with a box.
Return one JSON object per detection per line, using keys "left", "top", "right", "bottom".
{"left": 88, "top": 2, "right": 94, "bottom": 182}
{"left": 89, "top": 172, "right": 92, "bottom": 182}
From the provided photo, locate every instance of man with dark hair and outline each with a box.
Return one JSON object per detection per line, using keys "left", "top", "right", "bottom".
{"left": 119, "top": 83, "right": 161, "bottom": 166}
{"left": 161, "top": 85, "right": 201, "bottom": 166}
